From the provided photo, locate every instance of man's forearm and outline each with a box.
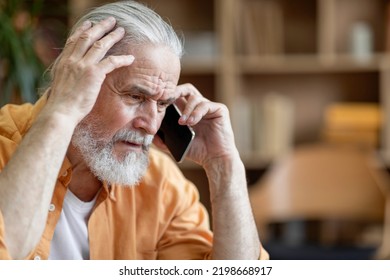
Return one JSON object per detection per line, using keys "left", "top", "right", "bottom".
{"left": 0, "top": 109, "right": 76, "bottom": 259}
{"left": 205, "top": 154, "right": 261, "bottom": 259}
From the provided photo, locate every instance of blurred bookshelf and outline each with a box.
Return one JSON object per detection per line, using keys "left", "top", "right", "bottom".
{"left": 68, "top": 0, "right": 390, "bottom": 172}
{"left": 227, "top": 0, "right": 390, "bottom": 166}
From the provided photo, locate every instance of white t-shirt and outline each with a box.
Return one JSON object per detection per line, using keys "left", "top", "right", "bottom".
{"left": 49, "top": 189, "right": 97, "bottom": 260}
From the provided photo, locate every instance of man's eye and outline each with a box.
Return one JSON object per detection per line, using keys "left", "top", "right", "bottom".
{"left": 129, "top": 94, "right": 144, "bottom": 101}
{"left": 157, "top": 101, "right": 171, "bottom": 110}
{"left": 121, "top": 93, "right": 144, "bottom": 104}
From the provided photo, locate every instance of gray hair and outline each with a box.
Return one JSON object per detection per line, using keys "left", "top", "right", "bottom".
{"left": 48, "top": 1, "right": 183, "bottom": 83}
{"left": 72, "top": 0, "right": 183, "bottom": 57}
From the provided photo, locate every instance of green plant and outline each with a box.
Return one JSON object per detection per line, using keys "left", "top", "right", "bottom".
{"left": 0, "top": 0, "right": 44, "bottom": 105}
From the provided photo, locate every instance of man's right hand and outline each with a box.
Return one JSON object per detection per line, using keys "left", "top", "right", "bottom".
{"left": 46, "top": 17, "right": 134, "bottom": 125}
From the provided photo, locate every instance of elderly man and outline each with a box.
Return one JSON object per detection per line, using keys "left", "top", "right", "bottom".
{"left": 0, "top": 0, "right": 267, "bottom": 260}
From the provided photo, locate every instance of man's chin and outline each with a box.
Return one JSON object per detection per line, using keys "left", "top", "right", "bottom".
{"left": 90, "top": 152, "right": 150, "bottom": 187}
{"left": 114, "top": 150, "right": 149, "bottom": 163}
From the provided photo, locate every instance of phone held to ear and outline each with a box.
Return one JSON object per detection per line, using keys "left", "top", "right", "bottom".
{"left": 157, "top": 104, "right": 195, "bottom": 163}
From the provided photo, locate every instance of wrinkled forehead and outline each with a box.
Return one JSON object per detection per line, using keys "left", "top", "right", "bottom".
{"left": 132, "top": 59, "right": 179, "bottom": 92}
{"left": 115, "top": 45, "right": 181, "bottom": 98}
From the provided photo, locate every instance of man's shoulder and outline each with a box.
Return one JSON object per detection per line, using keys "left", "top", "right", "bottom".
{"left": 0, "top": 95, "right": 47, "bottom": 140}
{"left": 0, "top": 103, "right": 34, "bottom": 139}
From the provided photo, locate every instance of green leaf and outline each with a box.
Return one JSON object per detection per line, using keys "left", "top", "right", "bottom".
{"left": 0, "top": 0, "right": 44, "bottom": 105}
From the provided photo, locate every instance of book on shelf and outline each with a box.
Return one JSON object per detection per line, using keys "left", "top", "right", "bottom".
{"left": 322, "top": 102, "right": 381, "bottom": 148}
{"left": 233, "top": 94, "right": 253, "bottom": 157}
{"left": 233, "top": 92, "right": 294, "bottom": 161}
{"left": 236, "top": 0, "right": 284, "bottom": 56}
{"left": 253, "top": 92, "right": 294, "bottom": 159}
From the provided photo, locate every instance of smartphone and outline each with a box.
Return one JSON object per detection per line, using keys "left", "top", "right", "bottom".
{"left": 157, "top": 104, "right": 195, "bottom": 163}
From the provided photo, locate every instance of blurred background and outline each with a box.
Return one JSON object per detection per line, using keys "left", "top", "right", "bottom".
{"left": 2, "top": 0, "right": 390, "bottom": 260}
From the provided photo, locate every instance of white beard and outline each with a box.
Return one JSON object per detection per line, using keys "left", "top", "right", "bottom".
{"left": 71, "top": 122, "right": 154, "bottom": 187}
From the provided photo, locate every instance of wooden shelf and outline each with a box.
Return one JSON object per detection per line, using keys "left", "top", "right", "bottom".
{"left": 237, "top": 54, "right": 383, "bottom": 74}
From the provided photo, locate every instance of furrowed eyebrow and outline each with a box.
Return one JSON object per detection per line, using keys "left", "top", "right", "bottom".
{"left": 130, "top": 86, "right": 176, "bottom": 104}
{"left": 130, "top": 85, "right": 153, "bottom": 96}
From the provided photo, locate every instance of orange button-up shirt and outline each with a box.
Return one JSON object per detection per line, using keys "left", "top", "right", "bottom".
{"left": 0, "top": 96, "right": 213, "bottom": 260}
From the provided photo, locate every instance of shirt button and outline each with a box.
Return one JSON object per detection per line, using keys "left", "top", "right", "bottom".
{"left": 48, "top": 204, "right": 55, "bottom": 212}
{"left": 34, "top": 255, "right": 41, "bottom": 260}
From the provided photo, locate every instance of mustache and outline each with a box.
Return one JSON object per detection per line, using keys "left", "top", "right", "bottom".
{"left": 112, "top": 129, "right": 154, "bottom": 151}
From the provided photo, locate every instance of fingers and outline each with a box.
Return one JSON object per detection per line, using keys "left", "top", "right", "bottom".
{"left": 175, "top": 83, "right": 223, "bottom": 126}
{"left": 62, "top": 17, "right": 123, "bottom": 64}
{"left": 175, "top": 83, "right": 202, "bottom": 98}
{"left": 178, "top": 94, "right": 205, "bottom": 125}
{"left": 48, "top": 17, "right": 135, "bottom": 123}
{"left": 83, "top": 26, "right": 126, "bottom": 63}
{"left": 71, "top": 17, "right": 118, "bottom": 60}
{"left": 99, "top": 54, "right": 135, "bottom": 74}
{"left": 58, "top": 16, "right": 135, "bottom": 87}
{"left": 61, "top": 20, "right": 92, "bottom": 58}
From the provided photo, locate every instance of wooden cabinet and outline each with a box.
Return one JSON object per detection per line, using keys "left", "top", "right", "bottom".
{"left": 68, "top": 0, "right": 390, "bottom": 166}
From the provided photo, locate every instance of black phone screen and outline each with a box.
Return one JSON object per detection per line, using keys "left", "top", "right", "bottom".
{"left": 157, "top": 104, "right": 195, "bottom": 162}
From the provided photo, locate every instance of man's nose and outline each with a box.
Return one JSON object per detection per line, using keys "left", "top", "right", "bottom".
{"left": 132, "top": 101, "right": 160, "bottom": 135}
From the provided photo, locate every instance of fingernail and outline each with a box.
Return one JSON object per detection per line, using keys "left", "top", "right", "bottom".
{"left": 107, "top": 16, "right": 115, "bottom": 22}
{"left": 180, "top": 115, "right": 188, "bottom": 121}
